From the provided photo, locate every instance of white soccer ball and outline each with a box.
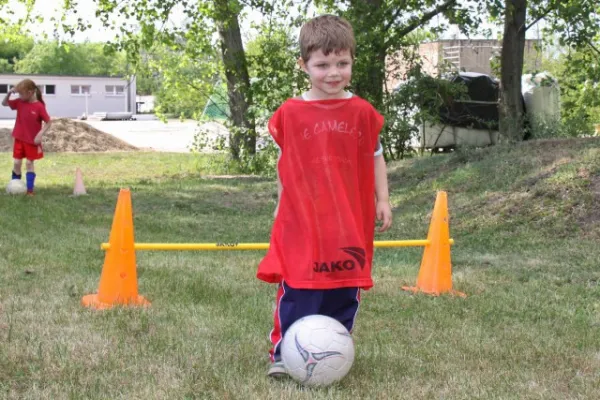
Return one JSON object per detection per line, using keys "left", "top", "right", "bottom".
{"left": 6, "top": 179, "right": 26, "bottom": 195}
{"left": 281, "top": 314, "right": 355, "bottom": 387}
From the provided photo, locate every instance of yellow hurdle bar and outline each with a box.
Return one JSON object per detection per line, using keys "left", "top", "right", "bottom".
{"left": 101, "top": 239, "right": 454, "bottom": 251}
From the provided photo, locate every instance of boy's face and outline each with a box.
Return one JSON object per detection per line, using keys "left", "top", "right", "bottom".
{"left": 300, "top": 49, "right": 353, "bottom": 99}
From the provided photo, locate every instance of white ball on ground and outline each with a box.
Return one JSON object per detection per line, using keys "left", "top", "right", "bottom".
{"left": 281, "top": 314, "right": 355, "bottom": 387}
{"left": 6, "top": 179, "right": 26, "bottom": 195}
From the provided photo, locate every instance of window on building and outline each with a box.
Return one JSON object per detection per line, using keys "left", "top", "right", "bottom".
{"left": 105, "top": 84, "right": 125, "bottom": 96}
{"left": 42, "top": 85, "right": 56, "bottom": 95}
{"left": 71, "top": 85, "right": 91, "bottom": 95}
{"left": 0, "top": 84, "right": 15, "bottom": 94}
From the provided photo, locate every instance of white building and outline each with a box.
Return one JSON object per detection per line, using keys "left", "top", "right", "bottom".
{"left": 0, "top": 73, "right": 136, "bottom": 119}
{"left": 135, "top": 95, "right": 155, "bottom": 113}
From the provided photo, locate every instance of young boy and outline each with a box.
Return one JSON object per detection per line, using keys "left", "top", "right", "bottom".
{"left": 256, "top": 14, "right": 393, "bottom": 378}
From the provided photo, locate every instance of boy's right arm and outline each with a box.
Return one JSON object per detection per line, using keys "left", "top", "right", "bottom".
{"left": 1, "top": 88, "right": 14, "bottom": 107}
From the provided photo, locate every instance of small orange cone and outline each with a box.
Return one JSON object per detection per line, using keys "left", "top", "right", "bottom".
{"left": 73, "top": 167, "right": 87, "bottom": 196}
{"left": 402, "top": 191, "right": 465, "bottom": 297}
{"left": 82, "top": 188, "right": 150, "bottom": 310}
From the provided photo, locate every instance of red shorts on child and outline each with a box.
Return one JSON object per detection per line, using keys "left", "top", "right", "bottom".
{"left": 13, "top": 138, "right": 44, "bottom": 161}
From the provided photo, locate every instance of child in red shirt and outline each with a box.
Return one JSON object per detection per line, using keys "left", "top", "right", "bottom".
{"left": 2, "top": 78, "right": 52, "bottom": 195}
{"left": 257, "top": 15, "right": 393, "bottom": 378}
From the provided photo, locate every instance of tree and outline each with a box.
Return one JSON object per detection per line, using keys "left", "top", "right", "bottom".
{"left": 1, "top": 0, "right": 481, "bottom": 164}
{"left": 76, "top": 0, "right": 258, "bottom": 162}
{"left": 52, "top": 0, "right": 481, "bottom": 162}
{"left": 0, "top": 26, "right": 34, "bottom": 72}
{"left": 14, "top": 41, "right": 127, "bottom": 76}
{"left": 245, "top": 22, "right": 308, "bottom": 119}
{"left": 317, "top": 0, "right": 478, "bottom": 110}
{"left": 142, "top": 44, "right": 221, "bottom": 120}
{"left": 214, "top": 0, "right": 255, "bottom": 159}
{"left": 540, "top": 43, "right": 600, "bottom": 136}
{"left": 0, "top": 0, "right": 257, "bottom": 159}
{"left": 486, "top": 0, "right": 600, "bottom": 141}
{"left": 308, "top": 0, "right": 482, "bottom": 159}
{"left": 499, "top": 0, "right": 527, "bottom": 142}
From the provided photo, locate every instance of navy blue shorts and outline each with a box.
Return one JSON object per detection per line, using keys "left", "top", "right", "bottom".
{"left": 268, "top": 280, "right": 361, "bottom": 361}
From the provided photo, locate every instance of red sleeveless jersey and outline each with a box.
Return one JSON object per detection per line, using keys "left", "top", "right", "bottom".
{"left": 257, "top": 96, "right": 384, "bottom": 290}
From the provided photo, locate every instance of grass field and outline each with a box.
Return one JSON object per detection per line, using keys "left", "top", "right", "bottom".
{"left": 1, "top": 140, "right": 600, "bottom": 399}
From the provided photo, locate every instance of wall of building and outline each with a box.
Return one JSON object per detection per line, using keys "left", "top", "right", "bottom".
{"left": 387, "top": 39, "right": 542, "bottom": 90}
{"left": 0, "top": 74, "right": 136, "bottom": 119}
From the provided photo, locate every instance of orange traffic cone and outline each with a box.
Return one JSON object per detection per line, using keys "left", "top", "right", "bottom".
{"left": 402, "top": 191, "right": 465, "bottom": 297}
{"left": 82, "top": 188, "right": 150, "bottom": 310}
{"left": 73, "top": 167, "right": 87, "bottom": 196}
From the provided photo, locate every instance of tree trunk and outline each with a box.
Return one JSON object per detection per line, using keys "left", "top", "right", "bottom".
{"left": 214, "top": 0, "right": 255, "bottom": 160}
{"left": 499, "top": 0, "right": 527, "bottom": 142}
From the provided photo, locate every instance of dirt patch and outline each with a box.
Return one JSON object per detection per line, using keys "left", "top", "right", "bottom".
{"left": 519, "top": 158, "right": 572, "bottom": 189}
{"left": 518, "top": 137, "right": 600, "bottom": 165}
{"left": 578, "top": 175, "right": 600, "bottom": 232}
{"left": 0, "top": 118, "right": 138, "bottom": 152}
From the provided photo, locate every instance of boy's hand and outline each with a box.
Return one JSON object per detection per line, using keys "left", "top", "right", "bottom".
{"left": 274, "top": 203, "right": 279, "bottom": 219}
{"left": 376, "top": 200, "right": 392, "bottom": 232}
{"left": 34, "top": 134, "right": 42, "bottom": 145}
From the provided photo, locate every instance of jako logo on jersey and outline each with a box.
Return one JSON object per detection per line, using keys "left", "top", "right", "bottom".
{"left": 312, "top": 247, "right": 366, "bottom": 273}
{"left": 341, "top": 247, "right": 366, "bottom": 268}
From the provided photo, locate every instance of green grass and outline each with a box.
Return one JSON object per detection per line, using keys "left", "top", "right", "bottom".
{"left": 1, "top": 139, "right": 600, "bottom": 399}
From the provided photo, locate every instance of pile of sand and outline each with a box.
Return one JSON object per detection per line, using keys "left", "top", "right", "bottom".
{"left": 0, "top": 118, "right": 138, "bottom": 152}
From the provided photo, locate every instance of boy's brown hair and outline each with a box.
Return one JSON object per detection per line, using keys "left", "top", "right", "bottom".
{"left": 299, "top": 15, "right": 356, "bottom": 62}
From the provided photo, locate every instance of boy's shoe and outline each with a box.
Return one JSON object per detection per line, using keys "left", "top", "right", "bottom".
{"left": 26, "top": 191, "right": 34, "bottom": 197}
{"left": 267, "top": 361, "right": 288, "bottom": 379}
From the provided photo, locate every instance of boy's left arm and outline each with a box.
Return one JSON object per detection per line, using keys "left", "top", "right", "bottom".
{"left": 375, "top": 154, "right": 392, "bottom": 232}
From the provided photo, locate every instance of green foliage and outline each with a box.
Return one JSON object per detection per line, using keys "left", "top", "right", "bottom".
{"left": 135, "top": 66, "right": 161, "bottom": 96}
{"left": 190, "top": 2, "right": 307, "bottom": 175}
{"left": 311, "top": 1, "right": 483, "bottom": 160}
{"left": 558, "top": 49, "right": 600, "bottom": 134}
{"left": 318, "top": 0, "right": 484, "bottom": 104}
{"left": 535, "top": 43, "right": 600, "bottom": 136}
{"left": 386, "top": 61, "right": 469, "bottom": 159}
{"left": 72, "top": 0, "right": 259, "bottom": 164}
{"left": 537, "top": 0, "right": 600, "bottom": 50}
{"left": 0, "top": 26, "right": 34, "bottom": 72}
{"left": 231, "top": 134, "right": 280, "bottom": 177}
{"left": 1, "top": 0, "right": 488, "bottom": 172}
{"left": 137, "top": 42, "right": 221, "bottom": 121}
{"left": 14, "top": 41, "right": 127, "bottom": 76}
{"left": 201, "top": 82, "right": 229, "bottom": 120}
{"left": 484, "top": 0, "right": 600, "bottom": 45}
{"left": 7, "top": 0, "right": 599, "bottom": 166}
{"left": 245, "top": 23, "right": 307, "bottom": 124}
{"left": 482, "top": 0, "right": 600, "bottom": 141}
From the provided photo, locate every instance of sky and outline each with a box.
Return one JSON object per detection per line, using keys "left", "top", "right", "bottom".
{"left": 1, "top": 0, "right": 542, "bottom": 44}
